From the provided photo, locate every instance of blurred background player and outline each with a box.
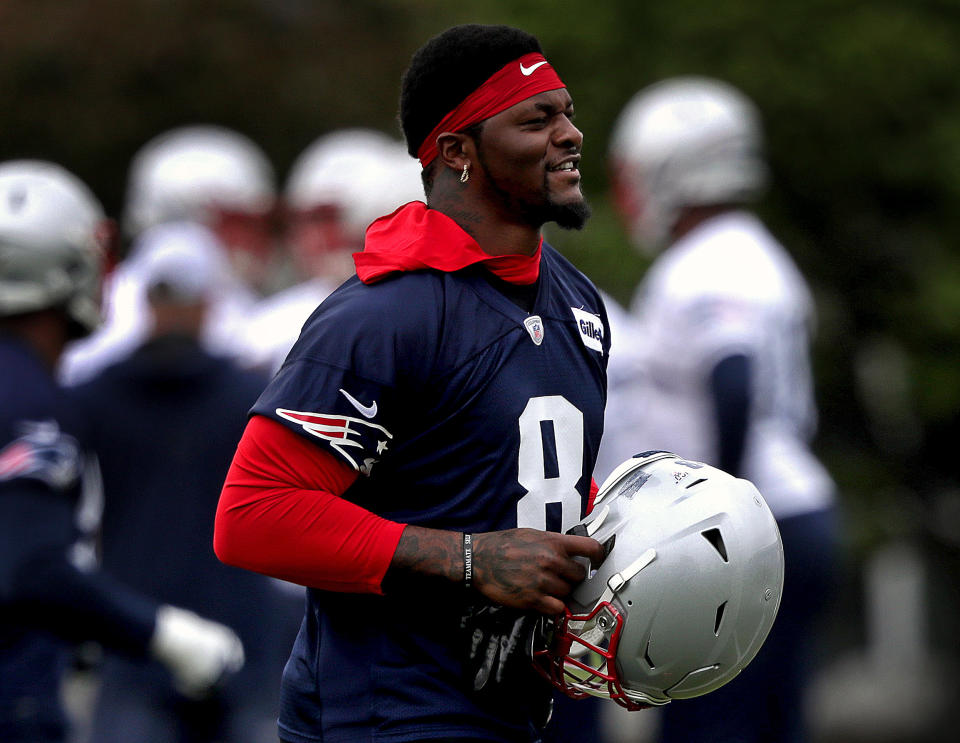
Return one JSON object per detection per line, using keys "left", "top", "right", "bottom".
{"left": 59, "top": 124, "right": 280, "bottom": 385}
{"left": 0, "top": 159, "right": 243, "bottom": 743}
{"left": 602, "top": 76, "right": 841, "bottom": 743}
{"left": 68, "top": 222, "right": 300, "bottom": 743}
{"left": 239, "top": 128, "right": 424, "bottom": 375}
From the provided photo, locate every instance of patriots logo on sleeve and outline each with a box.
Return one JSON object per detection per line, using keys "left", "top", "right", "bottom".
{"left": 276, "top": 408, "right": 394, "bottom": 475}
{"left": 0, "top": 419, "right": 82, "bottom": 490}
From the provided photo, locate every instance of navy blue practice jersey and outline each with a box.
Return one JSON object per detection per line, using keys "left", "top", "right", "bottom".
{"left": 252, "top": 244, "right": 610, "bottom": 743}
{"left": 0, "top": 336, "right": 83, "bottom": 739}
{"left": 1, "top": 336, "right": 160, "bottom": 743}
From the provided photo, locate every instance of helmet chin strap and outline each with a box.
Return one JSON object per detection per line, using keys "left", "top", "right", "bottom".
{"left": 607, "top": 547, "right": 657, "bottom": 594}
{"left": 567, "top": 547, "right": 657, "bottom": 654}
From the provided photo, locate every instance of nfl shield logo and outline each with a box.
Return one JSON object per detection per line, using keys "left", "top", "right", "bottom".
{"left": 523, "top": 315, "right": 544, "bottom": 346}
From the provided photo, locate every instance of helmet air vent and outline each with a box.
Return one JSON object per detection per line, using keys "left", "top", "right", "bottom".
{"left": 685, "top": 478, "right": 707, "bottom": 489}
{"left": 714, "top": 601, "right": 728, "bottom": 636}
{"left": 644, "top": 640, "right": 656, "bottom": 669}
{"left": 701, "top": 528, "right": 728, "bottom": 562}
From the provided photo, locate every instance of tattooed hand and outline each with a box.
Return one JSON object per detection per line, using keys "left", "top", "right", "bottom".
{"left": 471, "top": 528, "right": 604, "bottom": 615}
{"left": 386, "top": 526, "right": 602, "bottom": 616}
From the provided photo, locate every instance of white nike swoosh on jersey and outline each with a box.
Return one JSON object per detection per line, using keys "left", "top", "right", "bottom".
{"left": 338, "top": 388, "right": 378, "bottom": 418}
{"left": 519, "top": 61, "right": 548, "bottom": 76}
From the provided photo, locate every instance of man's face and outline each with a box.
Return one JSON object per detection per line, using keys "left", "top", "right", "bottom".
{"left": 209, "top": 205, "right": 279, "bottom": 292}
{"left": 472, "top": 88, "right": 590, "bottom": 230}
{"left": 284, "top": 203, "right": 357, "bottom": 283}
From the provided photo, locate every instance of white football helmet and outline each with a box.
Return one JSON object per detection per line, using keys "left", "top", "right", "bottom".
{"left": 283, "top": 128, "right": 423, "bottom": 283}
{"left": 533, "top": 451, "right": 784, "bottom": 710}
{"left": 0, "top": 160, "right": 107, "bottom": 335}
{"left": 285, "top": 128, "right": 423, "bottom": 242}
{"left": 609, "top": 77, "right": 768, "bottom": 251}
{"left": 122, "top": 124, "right": 276, "bottom": 238}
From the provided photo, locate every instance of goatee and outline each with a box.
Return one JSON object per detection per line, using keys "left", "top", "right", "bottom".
{"left": 549, "top": 197, "right": 592, "bottom": 231}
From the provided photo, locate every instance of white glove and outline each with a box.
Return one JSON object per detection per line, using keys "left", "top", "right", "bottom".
{"left": 150, "top": 604, "right": 245, "bottom": 699}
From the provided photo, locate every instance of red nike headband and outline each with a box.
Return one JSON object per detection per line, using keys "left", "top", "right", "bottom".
{"left": 416, "top": 52, "right": 566, "bottom": 168}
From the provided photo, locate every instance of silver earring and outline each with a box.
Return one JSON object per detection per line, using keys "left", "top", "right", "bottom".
{"left": 460, "top": 163, "right": 470, "bottom": 184}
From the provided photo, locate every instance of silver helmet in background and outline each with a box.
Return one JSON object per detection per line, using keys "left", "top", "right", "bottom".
{"left": 609, "top": 77, "right": 768, "bottom": 252}
{"left": 0, "top": 159, "right": 108, "bottom": 336}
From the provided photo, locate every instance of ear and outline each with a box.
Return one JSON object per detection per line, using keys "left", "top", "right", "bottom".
{"left": 435, "top": 132, "right": 475, "bottom": 174}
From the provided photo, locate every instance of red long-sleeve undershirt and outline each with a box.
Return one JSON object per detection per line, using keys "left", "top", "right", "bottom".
{"left": 214, "top": 415, "right": 601, "bottom": 594}
{"left": 214, "top": 415, "right": 406, "bottom": 593}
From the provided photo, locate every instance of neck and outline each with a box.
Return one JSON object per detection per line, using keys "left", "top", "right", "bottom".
{"left": 671, "top": 204, "right": 739, "bottom": 243}
{"left": 0, "top": 309, "right": 69, "bottom": 371}
{"left": 428, "top": 172, "right": 541, "bottom": 257}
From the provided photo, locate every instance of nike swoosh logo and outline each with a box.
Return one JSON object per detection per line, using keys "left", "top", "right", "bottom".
{"left": 338, "top": 388, "right": 378, "bottom": 418}
{"left": 519, "top": 61, "right": 548, "bottom": 76}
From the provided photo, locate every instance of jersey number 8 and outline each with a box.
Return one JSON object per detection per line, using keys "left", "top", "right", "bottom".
{"left": 516, "top": 395, "right": 584, "bottom": 533}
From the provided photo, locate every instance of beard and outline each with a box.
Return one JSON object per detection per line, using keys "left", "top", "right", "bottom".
{"left": 544, "top": 196, "right": 592, "bottom": 230}
{"left": 487, "top": 171, "right": 593, "bottom": 231}
{"left": 475, "top": 144, "right": 592, "bottom": 231}
{"left": 519, "top": 189, "right": 592, "bottom": 231}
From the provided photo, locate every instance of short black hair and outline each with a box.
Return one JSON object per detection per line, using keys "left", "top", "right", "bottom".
{"left": 399, "top": 24, "right": 543, "bottom": 159}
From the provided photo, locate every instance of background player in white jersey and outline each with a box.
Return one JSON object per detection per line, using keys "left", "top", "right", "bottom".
{"left": 59, "top": 124, "right": 279, "bottom": 385}
{"left": 239, "top": 128, "right": 423, "bottom": 375}
{"left": 602, "top": 76, "right": 841, "bottom": 743}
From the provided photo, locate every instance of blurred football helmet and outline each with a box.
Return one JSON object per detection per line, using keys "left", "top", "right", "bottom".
{"left": 123, "top": 125, "right": 276, "bottom": 238}
{"left": 532, "top": 451, "right": 784, "bottom": 710}
{"left": 285, "top": 129, "right": 423, "bottom": 239}
{"left": 0, "top": 160, "right": 107, "bottom": 335}
{"left": 609, "top": 77, "right": 768, "bottom": 251}
{"left": 283, "top": 129, "right": 423, "bottom": 281}
{"left": 122, "top": 125, "right": 278, "bottom": 291}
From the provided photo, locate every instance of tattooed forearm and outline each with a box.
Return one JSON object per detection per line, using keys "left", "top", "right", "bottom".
{"left": 387, "top": 525, "right": 462, "bottom": 586}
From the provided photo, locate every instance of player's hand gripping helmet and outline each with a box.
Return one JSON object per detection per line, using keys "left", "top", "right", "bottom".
{"left": 609, "top": 76, "right": 768, "bottom": 252}
{"left": 532, "top": 451, "right": 784, "bottom": 710}
{"left": 0, "top": 160, "right": 108, "bottom": 336}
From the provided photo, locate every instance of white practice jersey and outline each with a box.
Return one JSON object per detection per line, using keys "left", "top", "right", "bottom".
{"left": 599, "top": 211, "right": 835, "bottom": 518}
{"left": 59, "top": 222, "right": 259, "bottom": 386}
{"left": 234, "top": 277, "right": 338, "bottom": 377}
{"left": 593, "top": 290, "right": 649, "bottom": 483}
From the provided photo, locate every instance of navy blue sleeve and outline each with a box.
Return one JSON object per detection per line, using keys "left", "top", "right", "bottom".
{"left": 709, "top": 353, "right": 752, "bottom": 477}
{"left": 0, "top": 483, "right": 157, "bottom": 655}
{"left": 252, "top": 274, "right": 440, "bottom": 475}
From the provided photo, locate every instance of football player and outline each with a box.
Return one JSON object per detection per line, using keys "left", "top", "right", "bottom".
{"left": 238, "top": 128, "right": 424, "bottom": 375}
{"left": 59, "top": 125, "right": 278, "bottom": 386}
{"left": 603, "top": 77, "right": 841, "bottom": 743}
{"left": 66, "top": 223, "right": 300, "bottom": 743}
{"left": 0, "top": 160, "right": 243, "bottom": 743}
{"left": 215, "top": 24, "right": 610, "bottom": 743}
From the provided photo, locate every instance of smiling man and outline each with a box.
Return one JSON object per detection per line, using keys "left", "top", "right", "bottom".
{"left": 214, "top": 24, "right": 610, "bottom": 743}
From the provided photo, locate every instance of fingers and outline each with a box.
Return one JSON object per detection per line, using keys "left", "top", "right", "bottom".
{"left": 471, "top": 529, "right": 602, "bottom": 614}
{"left": 533, "top": 594, "right": 566, "bottom": 617}
{"left": 561, "top": 533, "right": 606, "bottom": 566}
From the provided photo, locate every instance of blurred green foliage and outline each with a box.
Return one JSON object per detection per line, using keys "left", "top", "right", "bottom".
{"left": 3, "top": 0, "right": 958, "bottom": 555}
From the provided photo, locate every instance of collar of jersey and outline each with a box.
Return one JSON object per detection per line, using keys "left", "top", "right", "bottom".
{"left": 354, "top": 201, "right": 541, "bottom": 286}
